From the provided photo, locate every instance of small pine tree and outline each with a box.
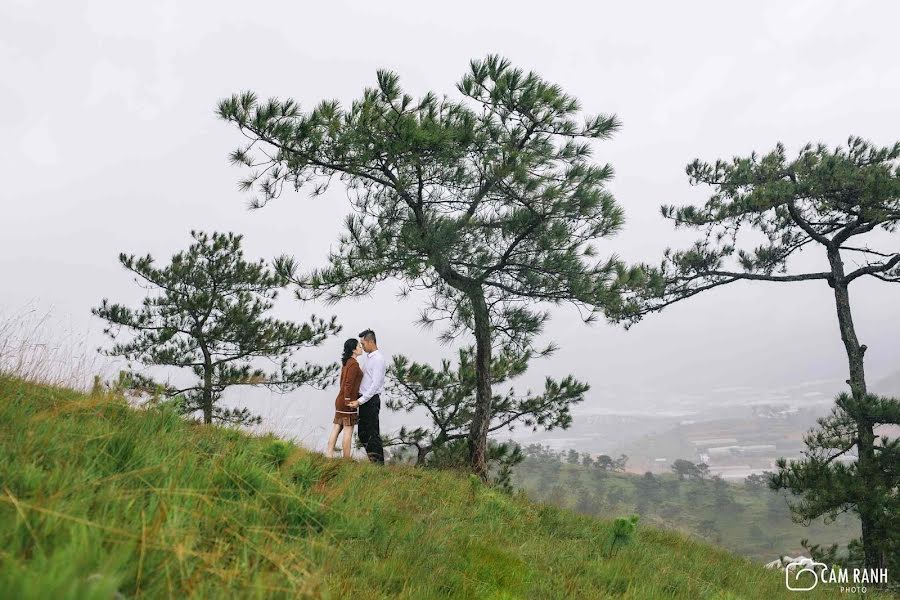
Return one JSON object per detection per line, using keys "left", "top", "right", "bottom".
{"left": 93, "top": 231, "right": 340, "bottom": 425}
{"left": 697, "top": 519, "right": 719, "bottom": 541}
{"left": 384, "top": 346, "right": 587, "bottom": 466}
{"left": 593, "top": 455, "right": 614, "bottom": 472}
{"left": 605, "top": 515, "right": 640, "bottom": 557}
{"left": 711, "top": 475, "right": 735, "bottom": 508}
{"left": 743, "top": 473, "right": 768, "bottom": 494}
{"left": 770, "top": 392, "right": 900, "bottom": 576}
{"left": 635, "top": 471, "right": 663, "bottom": 503}
{"left": 671, "top": 459, "right": 700, "bottom": 481}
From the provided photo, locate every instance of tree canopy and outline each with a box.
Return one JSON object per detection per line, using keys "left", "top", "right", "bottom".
{"left": 218, "top": 55, "right": 642, "bottom": 476}
{"left": 637, "top": 137, "right": 900, "bottom": 317}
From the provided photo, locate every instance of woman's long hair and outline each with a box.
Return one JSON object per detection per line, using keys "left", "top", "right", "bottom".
{"left": 341, "top": 338, "right": 359, "bottom": 366}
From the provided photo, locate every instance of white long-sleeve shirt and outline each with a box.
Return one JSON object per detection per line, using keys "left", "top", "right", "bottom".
{"left": 358, "top": 349, "right": 386, "bottom": 404}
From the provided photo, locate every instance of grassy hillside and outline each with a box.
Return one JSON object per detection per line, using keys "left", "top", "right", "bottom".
{"left": 513, "top": 453, "right": 861, "bottom": 563}
{"left": 0, "top": 375, "right": 890, "bottom": 599}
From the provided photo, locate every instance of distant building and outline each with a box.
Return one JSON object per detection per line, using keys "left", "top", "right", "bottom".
{"left": 706, "top": 444, "right": 776, "bottom": 458}
{"left": 708, "top": 465, "right": 760, "bottom": 480}
{"left": 689, "top": 437, "right": 738, "bottom": 447}
{"left": 752, "top": 405, "right": 800, "bottom": 419}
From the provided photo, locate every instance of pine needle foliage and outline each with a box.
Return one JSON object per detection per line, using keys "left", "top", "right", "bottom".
{"left": 217, "top": 56, "right": 644, "bottom": 477}
{"left": 92, "top": 231, "right": 340, "bottom": 425}
{"left": 384, "top": 345, "right": 587, "bottom": 467}
{"left": 632, "top": 137, "right": 900, "bottom": 572}
{"left": 770, "top": 392, "right": 900, "bottom": 578}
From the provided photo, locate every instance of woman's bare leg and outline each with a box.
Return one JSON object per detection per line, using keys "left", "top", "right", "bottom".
{"left": 326, "top": 423, "right": 343, "bottom": 458}
{"left": 342, "top": 425, "right": 354, "bottom": 459}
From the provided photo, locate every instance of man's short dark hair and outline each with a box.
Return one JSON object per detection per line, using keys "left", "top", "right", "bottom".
{"left": 359, "top": 329, "right": 376, "bottom": 344}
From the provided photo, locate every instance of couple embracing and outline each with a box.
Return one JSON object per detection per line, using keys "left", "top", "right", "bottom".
{"left": 327, "top": 329, "right": 386, "bottom": 463}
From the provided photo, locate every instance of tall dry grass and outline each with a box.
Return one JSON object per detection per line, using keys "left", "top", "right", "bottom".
{"left": 0, "top": 304, "right": 101, "bottom": 390}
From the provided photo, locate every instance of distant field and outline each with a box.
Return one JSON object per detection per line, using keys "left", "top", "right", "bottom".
{"left": 613, "top": 408, "right": 829, "bottom": 475}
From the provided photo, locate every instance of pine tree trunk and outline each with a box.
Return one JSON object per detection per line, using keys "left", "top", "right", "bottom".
{"left": 202, "top": 370, "right": 213, "bottom": 424}
{"left": 467, "top": 288, "right": 493, "bottom": 481}
{"left": 201, "top": 347, "right": 213, "bottom": 424}
{"left": 828, "top": 249, "right": 885, "bottom": 571}
{"left": 416, "top": 445, "right": 431, "bottom": 466}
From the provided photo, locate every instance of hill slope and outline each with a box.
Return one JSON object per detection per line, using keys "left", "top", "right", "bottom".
{"left": 513, "top": 454, "right": 861, "bottom": 563}
{"left": 0, "top": 376, "right": 888, "bottom": 599}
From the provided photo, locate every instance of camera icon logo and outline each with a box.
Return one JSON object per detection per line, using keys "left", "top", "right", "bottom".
{"left": 784, "top": 560, "right": 828, "bottom": 591}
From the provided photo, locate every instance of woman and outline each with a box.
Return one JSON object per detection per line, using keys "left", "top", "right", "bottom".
{"left": 327, "top": 338, "right": 363, "bottom": 459}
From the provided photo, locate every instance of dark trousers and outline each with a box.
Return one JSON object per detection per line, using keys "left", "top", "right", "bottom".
{"left": 357, "top": 394, "right": 384, "bottom": 464}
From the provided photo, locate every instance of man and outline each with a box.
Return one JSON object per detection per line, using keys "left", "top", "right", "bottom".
{"left": 348, "top": 328, "right": 386, "bottom": 463}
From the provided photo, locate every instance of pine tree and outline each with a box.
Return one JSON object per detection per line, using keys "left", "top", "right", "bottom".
{"left": 697, "top": 519, "right": 720, "bottom": 541}
{"left": 635, "top": 472, "right": 662, "bottom": 503}
{"left": 671, "top": 459, "right": 701, "bottom": 481}
{"left": 711, "top": 475, "right": 736, "bottom": 509}
{"left": 743, "top": 473, "right": 768, "bottom": 494}
{"left": 93, "top": 231, "right": 340, "bottom": 425}
{"left": 634, "top": 137, "right": 900, "bottom": 570}
{"left": 595, "top": 454, "right": 628, "bottom": 473}
{"left": 769, "top": 392, "right": 900, "bottom": 576}
{"left": 217, "top": 56, "right": 642, "bottom": 477}
{"left": 384, "top": 345, "right": 587, "bottom": 466}
{"left": 605, "top": 515, "right": 640, "bottom": 557}
{"left": 595, "top": 455, "right": 616, "bottom": 471}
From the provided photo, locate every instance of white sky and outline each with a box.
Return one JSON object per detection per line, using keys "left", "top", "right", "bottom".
{"left": 2, "top": 0, "right": 899, "bottom": 445}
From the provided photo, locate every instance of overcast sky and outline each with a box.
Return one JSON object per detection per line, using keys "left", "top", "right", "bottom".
{"left": 2, "top": 0, "right": 899, "bottom": 446}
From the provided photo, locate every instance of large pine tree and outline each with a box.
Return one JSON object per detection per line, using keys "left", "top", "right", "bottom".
{"left": 634, "top": 137, "right": 900, "bottom": 570}
{"left": 93, "top": 231, "right": 340, "bottom": 425}
{"left": 217, "top": 56, "right": 640, "bottom": 477}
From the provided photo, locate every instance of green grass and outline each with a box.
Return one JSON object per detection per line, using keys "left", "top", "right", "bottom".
{"left": 513, "top": 458, "right": 862, "bottom": 562}
{"left": 0, "top": 375, "right": 892, "bottom": 599}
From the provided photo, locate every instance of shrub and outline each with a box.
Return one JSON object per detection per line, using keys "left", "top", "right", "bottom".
{"left": 262, "top": 439, "right": 293, "bottom": 468}
{"left": 605, "top": 514, "right": 639, "bottom": 558}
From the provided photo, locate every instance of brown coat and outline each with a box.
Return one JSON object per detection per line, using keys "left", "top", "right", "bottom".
{"left": 335, "top": 357, "right": 363, "bottom": 412}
